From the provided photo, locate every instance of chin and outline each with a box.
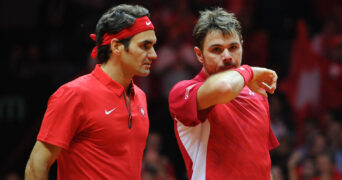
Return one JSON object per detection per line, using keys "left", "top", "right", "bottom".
{"left": 138, "top": 71, "right": 150, "bottom": 77}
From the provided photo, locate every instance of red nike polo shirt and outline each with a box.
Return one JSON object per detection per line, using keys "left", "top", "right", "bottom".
{"left": 38, "top": 64, "right": 149, "bottom": 179}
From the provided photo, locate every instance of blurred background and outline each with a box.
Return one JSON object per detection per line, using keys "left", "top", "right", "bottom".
{"left": 1, "top": 0, "right": 342, "bottom": 179}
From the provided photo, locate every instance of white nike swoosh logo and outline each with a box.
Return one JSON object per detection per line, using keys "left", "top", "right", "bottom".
{"left": 105, "top": 107, "right": 117, "bottom": 115}
{"left": 146, "top": 21, "right": 151, "bottom": 26}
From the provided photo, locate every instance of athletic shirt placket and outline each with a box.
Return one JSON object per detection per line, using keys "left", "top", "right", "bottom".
{"left": 123, "top": 91, "right": 133, "bottom": 129}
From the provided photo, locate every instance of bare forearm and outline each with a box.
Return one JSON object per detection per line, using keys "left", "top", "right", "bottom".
{"left": 197, "top": 70, "right": 244, "bottom": 110}
{"left": 25, "top": 159, "right": 50, "bottom": 180}
{"left": 25, "top": 141, "right": 61, "bottom": 180}
{"left": 205, "top": 70, "right": 245, "bottom": 97}
{"left": 197, "top": 66, "right": 277, "bottom": 110}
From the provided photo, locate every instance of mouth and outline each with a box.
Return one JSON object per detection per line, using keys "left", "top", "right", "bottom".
{"left": 219, "top": 64, "right": 236, "bottom": 71}
{"left": 143, "top": 62, "right": 152, "bottom": 68}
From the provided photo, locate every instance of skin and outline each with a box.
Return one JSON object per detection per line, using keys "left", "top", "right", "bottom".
{"left": 25, "top": 141, "right": 61, "bottom": 180}
{"left": 25, "top": 30, "right": 157, "bottom": 180}
{"left": 102, "top": 30, "right": 157, "bottom": 92}
{"left": 195, "top": 29, "right": 277, "bottom": 110}
{"left": 316, "top": 154, "right": 333, "bottom": 179}
{"left": 195, "top": 30, "right": 243, "bottom": 75}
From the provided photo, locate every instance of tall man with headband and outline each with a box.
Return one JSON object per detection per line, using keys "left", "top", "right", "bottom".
{"left": 168, "top": 8, "right": 279, "bottom": 179}
{"left": 25, "top": 4, "right": 157, "bottom": 179}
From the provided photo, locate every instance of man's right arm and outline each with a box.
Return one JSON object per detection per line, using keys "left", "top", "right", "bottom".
{"left": 25, "top": 141, "right": 62, "bottom": 180}
{"left": 197, "top": 66, "right": 277, "bottom": 110}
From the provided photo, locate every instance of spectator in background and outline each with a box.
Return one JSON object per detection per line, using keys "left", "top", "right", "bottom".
{"left": 4, "top": 172, "right": 21, "bottom": 180}
{"left": 142, "top": 132, "right": 176, "bottom": 180}
{"left": 271, "top": 135, "right": 293, "bottom": 180}
{"left": 288, "top": 151, "right": 316, "bottom": 180}
{"left": 322, "top": 113, "right": 342, "bottom": 174}
{"left": 269, "top": 94, "right": 292, "bottom": 138}
{"left": 312, "top": 152, "right": 342, "bottom": 180}
{"left": 25, "top": 4, "right": 157, "bottom": 179}
{"left": 287, "top": 130, "right": 336, "bottom": 180}
{"left": 271, "top": 165, "right": 285, "bottom": 180}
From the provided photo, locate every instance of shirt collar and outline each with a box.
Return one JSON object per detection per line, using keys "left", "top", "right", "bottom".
{"left": 91, "top": 64, "right": 135, "bottom": 96}
{"left": 194, "top": 67, "right": 209, "bottom": 82}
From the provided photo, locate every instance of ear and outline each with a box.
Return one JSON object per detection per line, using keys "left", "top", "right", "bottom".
{"left": 110, "top": 38, "right": 122, "bottom": 55}
{"left": 194, "top": 46, "right": 204, "bottom": 64}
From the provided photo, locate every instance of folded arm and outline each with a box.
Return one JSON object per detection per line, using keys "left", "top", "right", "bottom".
{"left": 197, "top": 66, "right": 277, "bottom": 110}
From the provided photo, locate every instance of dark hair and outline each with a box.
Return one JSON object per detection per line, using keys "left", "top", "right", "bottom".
{"left": 95, "top": 4, "right": 150, "bottom": 63}
{"left": 193, "top": 7, "right": 242, "bottom": 50}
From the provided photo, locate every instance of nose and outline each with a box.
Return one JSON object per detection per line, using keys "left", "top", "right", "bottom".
{"left": 222, "top": 49, "right": 232, "bottom": 62}
{"left": 148, "top": 47, "right": 158, "bottom": 60}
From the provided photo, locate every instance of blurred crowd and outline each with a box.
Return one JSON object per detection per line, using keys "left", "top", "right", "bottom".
{"left": 1, "top": 0, "right": 342, "bottom": 179}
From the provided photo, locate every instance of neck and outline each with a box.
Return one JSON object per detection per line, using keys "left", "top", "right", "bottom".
{"left": 202, "top": 67, "right": 210, "bottom": 76}
{"left": 100, "top": 59, "right": 133, "bottom": 92}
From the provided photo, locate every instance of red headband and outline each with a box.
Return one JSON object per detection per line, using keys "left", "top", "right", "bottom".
{"left": 90, "top": 16, "right": 154, "bottom": 59}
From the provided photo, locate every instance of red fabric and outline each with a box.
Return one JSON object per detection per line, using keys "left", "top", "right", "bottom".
{"left": 321, "top": 35, "right": 342, "bottom": 109}
{"left": 234, "top": 65, "right": 254, "bottom": 85}
{"left": 279, "top": 20, "right": 328, "bottom": 145}
{"left": 324, "top": 61, "right": 342, "bottom": 109}
{"left": 90, "top": 16, "right": 154, "bottom": 58}
{"left": 169, "top": 69, "right": 279, "bottom": 180}
{"left": 38, "top": 65, "right": 149, "bottom": 179}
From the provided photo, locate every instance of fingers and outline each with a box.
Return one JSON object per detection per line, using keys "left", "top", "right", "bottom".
{"left": 262, "top": 82, "right": 272, "bottom": 91}
{"left": 261, "top": 69, "right": 277, "bottom": 94}
{"left": 249, "top": 67, "right": 278, "bottom": 95}
{"left": 254, "top": 87, "right": 268, "bottom": 98}
{"left": 260, "top": 81, "right": 276, "bottom": 94}
{"left": 272, "top": 71, "right": 278, "bottom": 91}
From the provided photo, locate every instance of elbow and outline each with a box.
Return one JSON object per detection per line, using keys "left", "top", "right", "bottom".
{"left": 216, "top": 79, "right": 234, "bottom": 95}
{"left": 214, "top": 79, "right": 241, "bottom": 104}
{"left": 213, "top": 80, "right": 234, "bottom": 103}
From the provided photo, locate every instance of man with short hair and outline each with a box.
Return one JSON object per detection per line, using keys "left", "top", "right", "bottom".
{"left": 168, "top": 7, "right": 279, "bottom": 179}
{"left": 25, "top": 4, "right": 157, "bottom": 179}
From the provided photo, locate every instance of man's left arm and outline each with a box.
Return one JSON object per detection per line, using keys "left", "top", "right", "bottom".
{"left": 25, "top": 141, "right": 62, "bottom": 180}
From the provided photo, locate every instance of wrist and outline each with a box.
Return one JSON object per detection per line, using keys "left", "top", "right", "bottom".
{"left": 233, "top": 65, "right": 254, "bottom": 86}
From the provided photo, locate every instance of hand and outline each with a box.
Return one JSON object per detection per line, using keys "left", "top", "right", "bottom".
{"left": 248, "top": 67, "right": 277, "bottom": 97}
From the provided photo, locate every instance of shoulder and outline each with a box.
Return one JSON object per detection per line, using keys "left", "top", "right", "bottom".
{"left": 53, "top": 74, "right": 94, "bottom": 99}
{"left": 64, "top": 74, "right": 94, "bottom": 90}
{"left": 170, "top": 79, "right": 201, "bottom": 96}
{"left": 168, "top": 79, "right": 204, "bottom": 105}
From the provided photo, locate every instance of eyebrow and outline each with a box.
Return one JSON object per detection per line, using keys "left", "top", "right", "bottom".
{"left": 208, "top": 41, "right": 240, "bottom": 48}
{"left": 139, "top": 40, "right": 156, "bottom": 45}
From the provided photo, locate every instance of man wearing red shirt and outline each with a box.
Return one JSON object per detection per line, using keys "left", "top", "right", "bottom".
{"left": 25, "top": 4, "right": 157, "bottom": 180}
{"left": 168, "top": 7, "right": 279, "bottom": 180}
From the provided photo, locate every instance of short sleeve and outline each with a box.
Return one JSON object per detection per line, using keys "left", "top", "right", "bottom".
{"left": 37, "top": 85, "right": 84, "bottom": 149}
{"left": 268, "top": 127, "right": 280, "bottom": 150}
{"left": 264, "top": 98, "right": 279, "bottom": 150}
{"left": 168, "top": 81, "right": 210, "bottom": 126}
